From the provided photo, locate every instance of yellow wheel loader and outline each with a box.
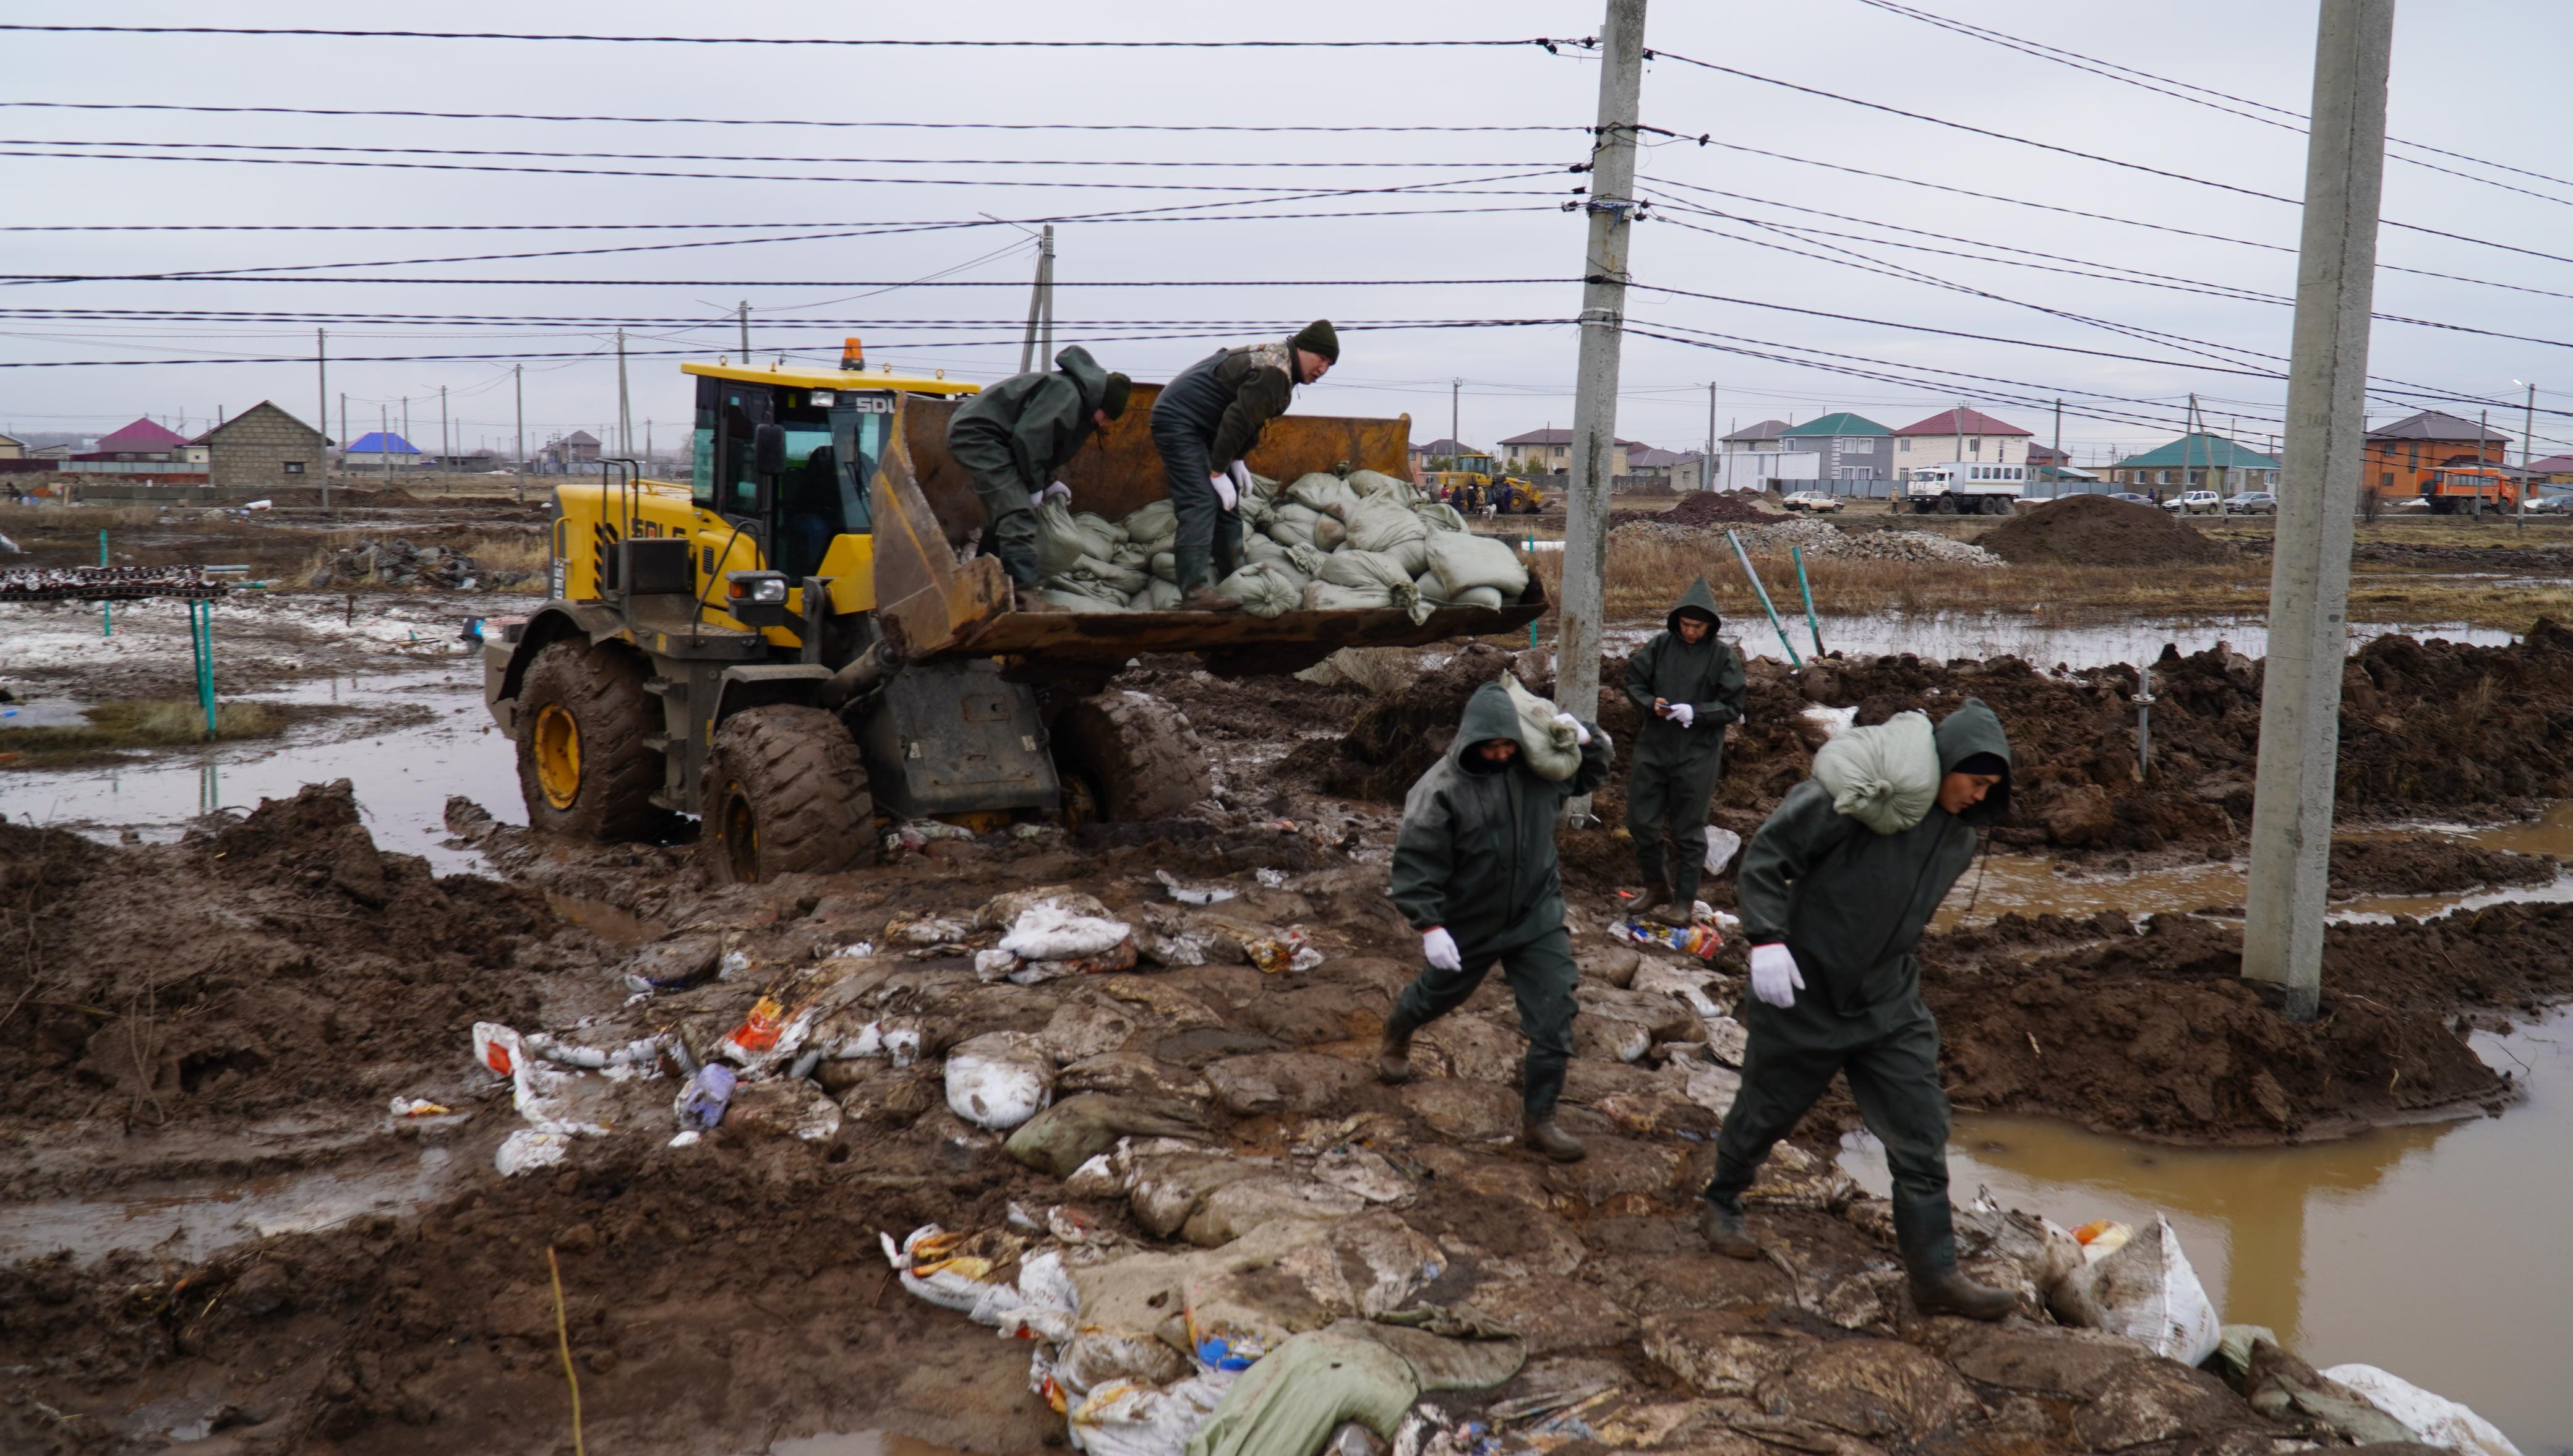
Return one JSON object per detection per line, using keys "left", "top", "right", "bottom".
{"left": 484, "top": 350, "right": 1548, "bottom": 882}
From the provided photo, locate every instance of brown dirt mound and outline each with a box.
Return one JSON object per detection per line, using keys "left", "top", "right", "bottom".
{"left": 0, "top": 781, "right": 561, "bottom": 1129}
{"left": 2327, "top": 837, "right": 2558, "bottom": 897}
{"left": 1977, "top": 493, "right": 2233, "bottom": 567}
{"left": 1608, "top": 491, "right": 1777, "bottom": 529}
{"left": 1922, "top": 899, "right": 2573, "bottom": 1141}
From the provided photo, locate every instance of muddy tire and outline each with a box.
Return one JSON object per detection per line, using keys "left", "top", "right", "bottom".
{"left": 515, "top": 639, "right": 674, "bottom": 842}
{"left": 1053, "top": 690, "right": 1213, "bottom": 821}
{"left": 701, "top": 705, "right": 873, "bottom": 883}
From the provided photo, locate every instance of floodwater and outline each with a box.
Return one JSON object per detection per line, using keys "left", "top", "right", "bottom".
{"left": 1841, "top": 1006, "right": 2573, "bottom": 1450}
{"left": 769, "top": 1434, "right": 974, "bottom": 1456}
{"left": 1603, "top": 613, "right": 2517, "bottom": 670}
{"left": 1931, "top": 800, "right": 2573, "bottom": 931}
{"left": 0, "top": 659, "right": 523, "bottom": 875}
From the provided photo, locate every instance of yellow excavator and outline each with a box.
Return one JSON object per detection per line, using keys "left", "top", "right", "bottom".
{"left": 484, "top": 342, "right": 1547, "bottom": 881}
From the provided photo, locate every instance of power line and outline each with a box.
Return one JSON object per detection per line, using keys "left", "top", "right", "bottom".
{"left": 0, "top": 137, "right": 1560, "bottom": 170}
{"left": 0, "top": 100, "right": 1584, "bottom": 134}
{"left": 0, "top": 273, "right": 1581, "bottom": 290}
{"left": 0, "top": 23, "right": 1560, "bottom": 49}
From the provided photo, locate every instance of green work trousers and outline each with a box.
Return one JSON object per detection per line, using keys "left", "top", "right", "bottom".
{"left": 1706, "top": 989, "right": 1951, "bottom": 1210}
{"left": 1625, "top": 750, "right": 1722, "bottom": 904}
{"left": 943, "top": 426, "right": 1042, "bottom": 588}
{"left": 1389, "top": 924, "right": 1578, "bottom": 1118}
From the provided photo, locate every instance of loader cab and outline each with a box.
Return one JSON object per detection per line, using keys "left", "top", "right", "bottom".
{"left": 691, "top": 375, "right": 893, "bottom": 581}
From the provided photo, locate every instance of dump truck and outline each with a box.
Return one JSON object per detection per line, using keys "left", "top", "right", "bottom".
{"left": 483, "top": 349, "right": 1548, "bottom": 881}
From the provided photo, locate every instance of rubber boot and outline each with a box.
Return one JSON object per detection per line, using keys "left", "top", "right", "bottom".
{"left": 1521, "top": 1113, "right": 1586, "bottom": 1163}
{"left": 1894, "top": 1195, "right": 2016, "bottom": 1322}
{"left": 1376, "top": 1013, "right": 1418, "bottom": 1086}
{"left": 1699, "top": 1194, "right": 1760, "bottom": 1261}
{"left": 1013, "top": 583, "right": 1069, "bottom": 615}
{"left": 1627, "top": 884, "right": 1670, "bottom": 922}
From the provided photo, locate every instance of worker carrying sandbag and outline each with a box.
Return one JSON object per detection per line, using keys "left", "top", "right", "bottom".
{"left": 1148, "top": 320, "right": 1338, "bottom": 611}
{"left": 944, "top": 345, "right": 1132, "bottom": 614}
{"left": 1700, "top": 697, "right": 2018, "bottom": 1323}
{"left": 1379, "top": 679, "right": 1613, "bottom": 1163}
{"left": 1622, "top": 577, "right": 1748, "bottom": 925}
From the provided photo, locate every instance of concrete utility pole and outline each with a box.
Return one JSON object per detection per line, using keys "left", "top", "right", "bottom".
{"left": 1557, "top": 0, "right": 1649, "bottom": 822}
{"left": 2052, "top": 398, "right": 2063, "bottom": 498}
{"left": 738, "top": 301, "right": 750, "bottom": 360}
{"left": 380, "top": 406, "right": 391, "bottom": 486}
{"left": 333, "top": 392, "right": 344, "bottom": 509}
{"left": 315, "top": 327, "right": 327, "bottom": 451}
{"left": 1040, "top": 226, "right": 1056, "bottom": 366}
{"left": 514, "top": 364, "right": 526, "bottom": 503}
{"left": 401, "top": 398, "right": 411, "bottom": 476}
{"left": 1018, "top": 226, "right": 1056, "bottom": 374}
{"left": 1452, "top": 378, "right": 1462, "bottom": 451}
{"left": 616, "top": 328, "right": 633, "bottom": 457}
{"left": 2242, "top": 0, "right": 2396, "bottom": 1022}
{"left": 1706, "top": 382, "right": 1718, "bottom": 491}
{"left": 439, "top": 385, "right": 450, "bottom": 478}
{"left": 2515, "top": 379, "right": 2536, "bottom": 533}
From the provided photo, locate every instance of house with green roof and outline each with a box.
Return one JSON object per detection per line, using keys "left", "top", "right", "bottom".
{"left": 2107, "top": 434, "right": 2280, "bottom": 494}
{"left": 1778, "top": 412, "right": 1893, "bottom": 494}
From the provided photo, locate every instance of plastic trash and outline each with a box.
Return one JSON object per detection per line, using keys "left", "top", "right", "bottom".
{"left": 1156, "top": 869, "right": 1239, "bottom": 906}
{"left": 719, "top": 996, "right": 787, "bottom": 1057}
{"left": 1068, "top": 1374, "right": 1234, "bottom": 1456}
{"left": 495, "top": 1128, "right": 569, "bottom": 1176}
{"left": 1254, "top": 868, "right": 1288, "bottom": 889}
{"left": 2317, "top": 1364, "right": 2524, "bottom": 1456}
{"left": 673, "top": 1064, "right": 737, "bottom": 1131}
{"left": 1702, "top": 827, "right": 1744, "bottom": 876}
{"left": 1614, "top": 919, "right": 1723, "bottom": 961}
{"left": 1000, "top": 902, "right": 1132, "bottom": 962}
{"left": 387, "top": 1096, "right": 451, "bottom": 1118}
{"left": 472, "top": 1021, "right": 521, "bottom": 1076}
{"left": 1241, "top": 928, "right": 1314, "bottom": 976}
{"left": 2047, "top": 1214, "right": 2221, "bottom": 1366}
{"left": 946, "top": 1031, "right": 1055, "bottom": 1130}
{"left": 886, "top": 912, "right": 974, "bottom": 945}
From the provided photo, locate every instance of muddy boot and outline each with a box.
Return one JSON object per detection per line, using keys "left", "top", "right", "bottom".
{"left": 1179, "top": 586, "right": 1240, "bottom": 614}
{"left": 1521, "top": 1114, "right": 1586, "bottom": 1163}
{"left": 1647, "top": 901, "right": 1693, "bottom": 928}
{"left": 1894, "top": 1194, "right": 2015, "bottom": 1321}
{"left": 1376, "top": 1014, "right": 1418, "bottom": 1085}
{"left": 1013, "top": 583, "right": 1069, "bottom": 615}
{"left": 1627, "top": 884, "right": 1669, "bottom": 921}
{"left": 1700, "top": 1195, "right": 1760, "bottom": 1260}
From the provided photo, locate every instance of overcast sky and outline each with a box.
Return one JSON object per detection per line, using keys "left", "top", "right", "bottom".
{"left": 4, "top": 0, "right": 2569, "bottom": 463}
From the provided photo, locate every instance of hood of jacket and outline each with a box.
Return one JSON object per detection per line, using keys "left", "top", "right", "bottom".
{"left": 1665, "top": 576, "right": 1723, "bottom": 635}
{"left": 1053, "top": 345, "right": 1109, "bottom": 415}
{"left": 1449, "top": 680, "right": 1528, "bottom": 768}
{"left": 1932, "top": 696, "right": 2011, "bottom": 826}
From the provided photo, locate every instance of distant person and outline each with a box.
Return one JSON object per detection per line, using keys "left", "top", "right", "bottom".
{"left": 1380, "top": 680, "right": 1612, "bottom": 1163}
{"left": 944, "top": 345, "right": 1131, "bottom": 614}
{"left": 1700, "top": 698, "right": 2018, "bottom": 1322}
{"left": 1149, "top": 320, "right": 1337, "bottom": 610}
{"left": 1622, "top": 578, "right": 1747, "bottom": 924}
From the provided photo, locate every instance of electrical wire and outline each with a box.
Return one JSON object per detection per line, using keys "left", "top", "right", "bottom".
{"left": 1, "top": 137, "right": 1560, "bottom": 170}
{"left": 0, "top": 101, "right": 1585, "bottom": 134}
{"left": 0, "top": 24, "right": 1560, "bottom": 49}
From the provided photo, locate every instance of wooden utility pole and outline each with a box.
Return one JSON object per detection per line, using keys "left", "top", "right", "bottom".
{"left": 1556, "top": 0, "right": 1650, "bottom": 824}
{"left": 2242, "top": 0, "right": 2395, "bottom": 1022}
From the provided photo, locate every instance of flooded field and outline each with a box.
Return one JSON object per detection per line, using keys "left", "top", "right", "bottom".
{"left": 1627, "top": 610, "right": 2519, "bottom": 669}
{"left": 1844, "top": 1006, "right": 2573, "bottom": 1450}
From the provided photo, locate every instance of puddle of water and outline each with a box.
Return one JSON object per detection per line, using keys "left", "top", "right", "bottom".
{"left": 1603, "top": 614, "right": 2518, "bottom": 670}
{"left": 0, "top": 661, "right": 524, "bottom": 875}
{"left": 0, "top": 1146, "right": 461, "bottom": 1264}
{"left": 1841, "top": 1008, "right": 2573, "bottom": 1450}
{"left": 769, "top": 1434, "right": 973, "bottom": 1456}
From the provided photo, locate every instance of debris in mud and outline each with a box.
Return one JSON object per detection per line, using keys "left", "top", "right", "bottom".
{"left": 1977, "top": 494, "right": 2234, "bottom": 568}
{"left": 310, "top": 536, "right": 531, "bottom": 591}
{"left": 1613, "top": 515, "right": 2005, "bottom": 565}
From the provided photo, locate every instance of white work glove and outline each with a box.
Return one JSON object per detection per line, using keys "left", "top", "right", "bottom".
{"left": 1209, "top": 472, "right": 1239, "bottom": 511}
{"left": 1228, "top": 460, "right": 1255, "bottom": 499}
{"left": 1551, "top": 712, "right": 1591, "bottom": 746}
{"left": 1749, "top": 943, "right": 1804, "bottom": 1009}
{"left": 1666, "top": 702, "right": 1696, "bottom": 728}
{"left": 1421, "top": 927, "right": 1462, "bottom": 972}
{"left": 1042, "top": 481, "right": 1072, "bottom": 506}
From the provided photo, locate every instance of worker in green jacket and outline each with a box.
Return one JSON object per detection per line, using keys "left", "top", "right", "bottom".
{"left": 1149, "top": 320, "right": 1338, "bottom": 609}
{"left": 1622, "top": 577, "right": 1748, "bottom": 924}
{"left": 1701, "top": 697, "right": 2018, "bottom": 1322}
{"left": 1380, "top": 680, "right": 1613, "bottom": 1163}
{"left": 944, "top": 345, "right": 1132, "bottom": 614}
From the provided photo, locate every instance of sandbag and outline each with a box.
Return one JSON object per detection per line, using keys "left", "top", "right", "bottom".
{"left": 1303, "top": 582, "right": 1392, "bottom": 612}
{"left": 1343, "top": 495, "right": 1430, "bottom": 558}
{"left": 1286, "top": 543, "right": 1329, "bottom": 580}
{"left": 1452, "top": 586, "right": 1504, "bottom": 608}
{"left": 1072, "top": 512, "right": 1126, "bottom": 559}
{"left": 1121, "top": 499, "right": 1178, "bottom": 548}
{"left": 1143, "top": 578, "right": 1183, "bottom": 610}
{"left": 1502, "top": 675, "right": 1584, "bottom": 782}
{"left": 1412, "top": 501, "right": 1470, "bottom": 534}
{"left": 1319, "top": 550, "right": 1427, "bottom": 624}
{"left": 1310, "top": 515, "right": 1348, "bottom": 552}
{"left": 1285, "top": 471, "right": 1359, "bottom": 516}
{"left": 1150, "top": 550, "right": 1179, "bottom": 585}
{"left": 2317, "top": 1364, "right": 2522, "bottom": 1456}
{"left": 1809, "top": 709, "right": 1939, "bottom": 835}
{"left": 1043, "top": 582, "right": 1133, "bottom": 614}
{"left": 1424, "top": 531, "right": 1529, "bottom": 601}
{"left": 1242, "top": 534, "right": 1288, "bottom": 567}
{"left": 1413, "top": 570, "right": 1449, "bottom": 607}
{"left": 1214, "top": 562, "right": 1304, "bottom": 619}
{"left": 1037, "top": 499, "right": 1089, "bottom": 579}
{"left": 1345, "top": 469, "right": 1412, "bottom": 503}
{"left": 2046, "top": 1214, "right": 2221, "bottom": 1367}
{"left": 1266, "top": 517, "right": 1317, "bottom": 549}
{"left": 1072, "top": 553, "right": 1150, "bottom": 597}
{"left": 945, "top": 1031, "right": 1055, "bottom": 1131}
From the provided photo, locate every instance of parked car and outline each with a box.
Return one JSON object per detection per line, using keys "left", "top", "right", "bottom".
{"left": 2107, "top": 492, "right": 2153, "bottom": 505}
{"left": 2525, "top": 492, "right": 2573, "bottom": 515}
{"left": 1781, "top": 490, "right": 1844, "bottom": 514}
{"left": 2165, "top": 490, "right": 2224, "bottom": 515}
{"left": 2224, "top": 492, "right": 2279, "bottom": 515}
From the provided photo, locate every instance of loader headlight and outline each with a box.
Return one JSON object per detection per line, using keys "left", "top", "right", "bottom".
{"left": 726, "top": 571, "right": 788, "bottom": 605}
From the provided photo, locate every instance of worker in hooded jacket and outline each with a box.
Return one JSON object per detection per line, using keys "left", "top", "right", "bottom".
{"left": 1381, "top": 681, "right": 1613, "bottom": 1163}
{"left": 1147, "top": 320, "right": 1338, "bottom": 610}
{"left": 944, "top": 345, "right": 1131, "bottom": 614}
{"left": 1622, "top": 577, "right": 1749, "bottom": 924}
{"left": 1700, "top": 697, "right": 2019, "bottom": 1322}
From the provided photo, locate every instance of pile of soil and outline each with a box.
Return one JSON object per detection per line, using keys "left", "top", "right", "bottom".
{"left": 1976, "top": 493, "right": 2233, "bottom": 567}
{"left": 0, "top": 781, "right": 564, "bottom": 1129}
{"left": 1922, "top": 899, "right": 2573, "bottom": 1141}
{"left": 2326, "top": 836, "right": 2558, "bottom": 897}
{"left": 1607, "top": 491, "right": 1776, "bottom": 529}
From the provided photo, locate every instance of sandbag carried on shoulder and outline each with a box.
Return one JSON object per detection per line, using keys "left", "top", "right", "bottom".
{"left": 1809, "top": 709, "right": 1940, "bottom": 834}
{"left": 1502, "top": 675, "right": 1585, "bottom": 782}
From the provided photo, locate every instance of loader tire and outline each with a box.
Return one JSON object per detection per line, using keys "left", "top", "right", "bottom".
{"left": 1055, "top": 690, "right": 1213, "bottom": 822}
{"left": 515, "top": 639, "right": 674, "bottom": 842}
{"left": 701, "top": 705, "right": 873, "bottom": 884}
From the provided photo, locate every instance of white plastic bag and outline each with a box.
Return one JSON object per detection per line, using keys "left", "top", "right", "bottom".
{"left": 495, "top": 1128, "right": 570, "bottom": 1176}
{"left": 1809, "top": 709, "right": 1942, "bottom": 835}
{"left": 946, "top": 1031, "right": 1056, "bottom": 1130}
{"left": 1068, "top": 1374, "right": 1234, "bottom": 1456}
{"left": 1001, "top": 902, "right": 1134, "bottom": 961}
{"left": 2318, "top": 1365, "right": 2524, "bottom": 1456}
{"left": 2047, "top": 1214, "right": 2221, "bottom": 1366}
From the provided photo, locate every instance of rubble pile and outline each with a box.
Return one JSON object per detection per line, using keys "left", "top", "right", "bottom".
{"left": 309, "top": 536, "right": 533, "bottom": 591}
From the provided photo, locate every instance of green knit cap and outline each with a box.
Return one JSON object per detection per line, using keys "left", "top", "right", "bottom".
{"left": 1290, "top": 319, "right": 1340, "bottom": 364}
{"left": 1100, "top": 372, "right": 1132, "bottom": 420}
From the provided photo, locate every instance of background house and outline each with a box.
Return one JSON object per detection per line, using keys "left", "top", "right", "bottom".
{"left": 1408, "top": 435, "right": 1491, "bottom": 474}
{"left": 1893, "top": 408, "right": 2035, "bottom": 476}
{"left": 2364, "top": 410, "right": 2510, "bottom": 503}
{"left": 1778, "top": 412, "right": 1893, "bottom": 494}
{"left": 1626, "top": 447, "right": 1705, "bottom": 490}
{"left": 2107, "top": 434, "right": 2280, "bottom": 492}
{"left": 1497, "top": 427, "right": 1638, "bottom": 478}
{"left": 0, "top": 432, "right": 22, "bottom": 460}
{"left": 193, "top": 402, "right": 330, "bottom": 495}
{"left": 343, "top": 430, "right": 427, "bottom": 468}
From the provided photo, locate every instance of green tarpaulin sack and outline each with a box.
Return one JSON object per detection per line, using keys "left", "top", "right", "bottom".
{"left": 1502, "top": 675, "right": 1584, "bottom": 782}
{"left": 1809, "top": 709, "right": 1940, "bottom": 834}
{"left": 1424, "top": 531, "right": 1528, "bottom": 602}
{"left": 1214, "top": 562, "right": 1305, "bottom": 619}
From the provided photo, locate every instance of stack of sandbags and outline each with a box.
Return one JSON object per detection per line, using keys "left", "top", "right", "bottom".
{"left": 1034, "top": 468, "right": 1530, "bottom": 617}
